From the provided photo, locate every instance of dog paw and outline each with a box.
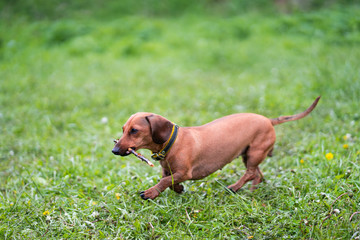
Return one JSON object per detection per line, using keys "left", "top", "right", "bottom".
{"left": 139, "top": 187, "right": 160, "bottom": 200}
{"left": 139, "top": 191, "right": 148, "bottom": 200}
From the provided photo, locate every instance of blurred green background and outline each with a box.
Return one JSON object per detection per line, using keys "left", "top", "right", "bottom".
{"left": 1, "top": 0, "right": 360, "bottom": 239}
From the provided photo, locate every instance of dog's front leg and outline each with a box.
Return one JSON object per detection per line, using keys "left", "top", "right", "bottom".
{"left": 140, "top": 172, "right": 188, "bottom": 200}
{"left": 162, "top": 168, "right": 184, "bottom": 194}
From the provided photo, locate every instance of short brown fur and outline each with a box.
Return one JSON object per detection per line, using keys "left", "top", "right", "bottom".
{"left": 112, "top": 97, "right": 320, "bottom": 200}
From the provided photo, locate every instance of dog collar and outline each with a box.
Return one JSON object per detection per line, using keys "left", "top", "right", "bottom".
{"left": 151, "top": 124, "right": 179, "bottom": 161}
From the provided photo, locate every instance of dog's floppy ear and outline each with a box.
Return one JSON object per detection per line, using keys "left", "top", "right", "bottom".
{"left": 145, "top": 114, "right": 173, "bottom": 144}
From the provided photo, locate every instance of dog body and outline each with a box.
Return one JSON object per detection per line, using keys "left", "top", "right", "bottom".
{"left": 174, "top": 113, "right": 275, "bottom": 179}
{"left": 112, "top": 97, "right": 320, "bottom": 200}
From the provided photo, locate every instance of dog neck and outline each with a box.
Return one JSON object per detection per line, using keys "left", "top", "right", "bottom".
{"left": 151, "top": 124, "right": 179, "bottom": 161}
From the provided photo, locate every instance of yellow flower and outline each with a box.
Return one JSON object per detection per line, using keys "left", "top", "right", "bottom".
{"left": 92, "top": 201, "right": 97, "bottom": 205}
{"left": 300, "top": 159, "right": 304, "bottom": 164}
{"left": 248, "top": 236, "right": 254, "bottom": 239}
{"left": 115, "top": 193, "right": 121, "bottom": 200}
{"left": 43, "top": 210, "right": 50, "bottom": 216}
{"left": 325, "top": 152, "right": 334, "bottom": 160}
{"left": 343, "top": 144, "right": 349, "bottom": 149}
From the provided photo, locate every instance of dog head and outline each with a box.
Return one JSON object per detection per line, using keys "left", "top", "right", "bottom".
{"left": 112, "top": 112, "right": 174, "bottom": 156}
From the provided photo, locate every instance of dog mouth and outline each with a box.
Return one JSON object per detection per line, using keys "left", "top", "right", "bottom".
{"left": 112, "top": 146, "right": 136, "bottom": 156}
{"left": 125, "top": 147, "right": 136, "bottom": 155}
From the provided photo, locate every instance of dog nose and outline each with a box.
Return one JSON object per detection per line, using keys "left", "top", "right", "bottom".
{"left": 112, "top": 147, "right": 120, "bottom": 155}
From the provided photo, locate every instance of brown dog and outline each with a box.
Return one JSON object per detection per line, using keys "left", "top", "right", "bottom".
{"left": 112, "top": 97, "right": 320, "bottom": 200}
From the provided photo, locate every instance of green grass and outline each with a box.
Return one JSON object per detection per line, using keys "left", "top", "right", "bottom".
{"left": 1, "top": 3, "right": 360, "bottom": 239}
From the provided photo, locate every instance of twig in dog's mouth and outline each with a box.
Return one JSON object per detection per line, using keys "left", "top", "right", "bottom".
{"left": 113, "top": 139, "right": 154, "bottom": 167}
{"left": 127, "top": 148, "right": 154, "bottom": 167}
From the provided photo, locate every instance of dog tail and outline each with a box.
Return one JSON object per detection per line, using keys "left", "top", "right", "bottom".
{"left": 270, "top": 96, "right": 321, "bottom": 126}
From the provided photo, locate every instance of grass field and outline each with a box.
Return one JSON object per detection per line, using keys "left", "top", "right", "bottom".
{"left": 1, "top": 2, "right": 360, "bottom": 239}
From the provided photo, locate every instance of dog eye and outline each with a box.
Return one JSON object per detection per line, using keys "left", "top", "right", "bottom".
{"left": 130, "top": 128, "right": 138, "bottom": 134}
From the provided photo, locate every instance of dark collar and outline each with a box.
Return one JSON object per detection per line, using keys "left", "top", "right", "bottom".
{"left": 151, "top": 124, "right": 179, "bottom": 161}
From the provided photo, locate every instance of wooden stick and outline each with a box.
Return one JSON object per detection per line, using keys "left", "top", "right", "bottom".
{"left": 128, "top": 148, "right": 154, "bottom": 167}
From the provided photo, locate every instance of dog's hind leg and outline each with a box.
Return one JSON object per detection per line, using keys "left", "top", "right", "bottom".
{"left": 227, "top": 140, "right": 273, "bottom": 192}
{"left": 227, "top": 166, "right": 258, "bottom": 192}
{"left": 250, "top": 167, "right": 264, "bottom": 191}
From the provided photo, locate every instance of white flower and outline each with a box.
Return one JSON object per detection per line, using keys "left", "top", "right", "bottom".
{"left": 90, "top": 211, "right": 99, "bottom": 218}
{"left": 85, "top": 221, "right": 95, "bottom": 228}
{"left": 101, "top": 117, "right": 108, "bottom": 124}
{"left": 333, "top": 209, "right": 340, "bottom": 214}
